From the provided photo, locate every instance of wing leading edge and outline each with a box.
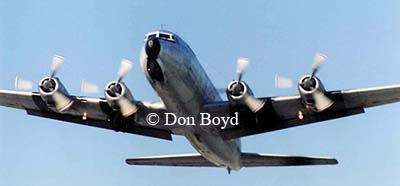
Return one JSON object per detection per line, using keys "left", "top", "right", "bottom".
{"left": 125, "top": 153, "right": 337, "bottom": 167}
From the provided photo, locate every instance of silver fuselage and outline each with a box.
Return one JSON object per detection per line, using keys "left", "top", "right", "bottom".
{"left": 139, "top": 31, "right": 241, "bottom": 170}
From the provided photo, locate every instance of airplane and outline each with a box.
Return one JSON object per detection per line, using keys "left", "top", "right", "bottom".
{"left": 2, "top": 30, "right": 400, "bottom": 173}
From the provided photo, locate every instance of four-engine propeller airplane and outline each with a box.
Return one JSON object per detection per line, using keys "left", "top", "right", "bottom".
{"left": 2, "top": 30, "right": 400, "bottom": 173}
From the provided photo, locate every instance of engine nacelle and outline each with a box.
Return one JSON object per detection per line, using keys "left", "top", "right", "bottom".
{"left": 298, "top": 75, "right": 332, "bottom": 111}
{"left": 39, "top": 77, "right": 74, "bottom": 112}
{"left": 104, "top": 81, "right": 137, "bottom": 116}
{"left": 226, "top": 80, "right": 254, "bottom": 105}
{"left": 226, "top": 80, "right": 266, "bottom": 113}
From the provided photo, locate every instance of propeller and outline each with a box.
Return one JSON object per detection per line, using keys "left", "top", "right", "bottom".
{"left": 116, "top": 59, "right": 133, "bottom": 84}
{"left": 107, "top": 59, "right": 132, "bottom": 95}
{"left": 275, "top": 74, "right": 294, "bottom": 89}
{"left": 14, "top": 54, "right": 64, "bottom": 91}
{"left": 40, "top": 54, "right": 65, "bottom": 92}
{"left": 236, "top": 57, "right": 249, "bottom": 83}
{"left": 275, "top": 53, "right": 328, "bottom": 90}
{"left": 80, "top": 80, "right": 101, "bottom": 94}
{"left": 50, "top": 54, "right": 65, "bottom": 78}
{"left": 230, "top": 57, "right": 265, "bottom": 113}
{"left": 276, "top": 53, "right": 333, "bottom": 111}
{"left": 231, "top": 57, "right": 249, "bottom": 95}
{"left": 304, "top": 53, "right": 332, "bottom": 111}
{"left": 46, "top": 54, "right": 73, "bottom": 111}
{"left": 301, "top": 53, "right": 327, "bottom": 89}
{"left": 311, "top": 53, "right": 327, "bottom": 78}
{"left": 106, "top": 59, "right": 137, "bottom": 117}
{"left": 14, "top": 76, "right": 33, "bottom": 90}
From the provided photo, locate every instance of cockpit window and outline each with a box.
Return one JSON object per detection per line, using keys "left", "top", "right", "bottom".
{"left": 148, "top": 34, "right": 157, "bottom": 39}
{"left": 144, "top": 32, "right": 176, "bottom": 42}
{"left": 159, "top": 33, "right": 170, "bottom": 40}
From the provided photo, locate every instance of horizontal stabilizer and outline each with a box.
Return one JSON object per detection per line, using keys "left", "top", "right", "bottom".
{"left": 125, "top": 153, "right": 337, "bottom": 167}
{"left": 126, "top": 153, "right": 215, "bottom": 167}
{"left": 240, "top": 153, "right": 338, "bottom": 167}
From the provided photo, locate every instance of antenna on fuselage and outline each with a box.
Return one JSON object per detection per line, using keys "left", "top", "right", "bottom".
{"left": 159, "top": 24, "right": 167, "bottom": 30}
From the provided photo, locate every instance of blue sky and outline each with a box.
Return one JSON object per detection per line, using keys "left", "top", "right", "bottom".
{"left": 1, "top": 0, "right": 400, "bottom": 185}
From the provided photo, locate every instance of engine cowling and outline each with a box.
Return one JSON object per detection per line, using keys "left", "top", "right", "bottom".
{"left": 298, "top": 75, "right": 333, "bottom": 111}
{"left": 39, "top": 77, "right": 73, "bottom": 112}
{"left": 104, "top": 81, "right": 138, "bottom": 117}
{"left": 226, "top": 80, "right": 265, "bottom": 113}
{"left": 226, "top": 80, "right": 254, "bottom": 105}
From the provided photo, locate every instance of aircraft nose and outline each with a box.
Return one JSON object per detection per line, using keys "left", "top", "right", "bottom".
{"left": 145, "top": 38, "right": 160, "bottom": 60}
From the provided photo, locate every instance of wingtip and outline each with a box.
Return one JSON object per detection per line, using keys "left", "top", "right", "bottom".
{"left": 325, "top": 158, "right": 338, "bottom": 165}
{"left": 125, "top": 158, "right": 137, "bottom": 165}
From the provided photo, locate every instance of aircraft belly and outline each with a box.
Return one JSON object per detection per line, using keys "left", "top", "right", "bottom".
{"left": 153, "top": 62, "right": 241, "bottom": 169}
{"left": 151, "top": 74, "right": 200, "bottom": 115}
{"left": 142, "top": 42, "right": 241, "bottom": 169}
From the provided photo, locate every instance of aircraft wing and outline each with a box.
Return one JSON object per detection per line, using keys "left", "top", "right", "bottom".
{"left": 206, "top": 85, "right": 400, "bottom": 140}
{"left": 0, "top": 90, "right": 174, "bottom": 140}
{"left": 125, "top": 153, "right": 337, "bottom": 167}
